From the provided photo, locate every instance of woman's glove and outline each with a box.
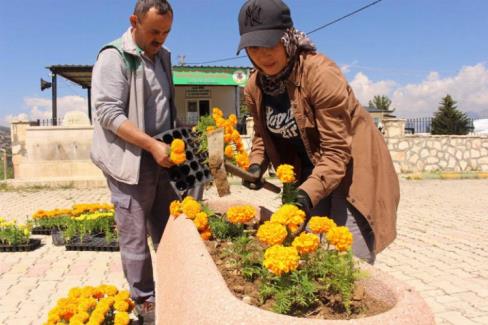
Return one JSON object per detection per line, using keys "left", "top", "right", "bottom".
{"left": 292, "top": 189, "right": 313, "bottom": 236}
{"left": 242, "top": 164, "right": 263, "bottom": 190}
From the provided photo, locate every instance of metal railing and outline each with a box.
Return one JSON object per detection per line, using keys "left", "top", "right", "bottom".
{"left": 405, "top": 117, "right": 475, "bottom": 134}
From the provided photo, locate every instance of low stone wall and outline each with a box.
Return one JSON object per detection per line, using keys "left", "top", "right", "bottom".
{"left": 383, "top": 119, "right": 488, "bottom": 173}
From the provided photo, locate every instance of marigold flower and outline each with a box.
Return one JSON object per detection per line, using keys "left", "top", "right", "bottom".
{"left": 170, "top": 138, "right": 185, "bottom": 154}
{"left": 270, "top": 204, "right": 305, "bottom": 226}
{"left": 235, "top": 151, "right": 250, "bottom": 170}
{"left": 114, "top": 312, "right": 131, "bottom": 325}
{"left": 193, "top": 211, "right": 208, "bottom": 231}
{"left": 113, "top": 300, "right": 129, "bottom": 312}
{"left": 224, "top": 145, "right": 234, "bottom": 158}
{"left": 169, "top": 200, "right": 182, "bottom": 218}
{"left": 256, "top": 221, "right": 287, "bottom": 246}
{"left": 115, "top": 290, "right": 130, "bottom": 301}
{"left": 231, "top": 129, "right": 241, "bottom": 143}
{"left": 225, "top": 205, "right": 256, "bottom": 224}
{"left": 212, "top": 107, "right": 223, "bottom": 119}
{"left": 224, "top": 133, "right": 232, "bottom": 143}
{"left": 309, "top": 216, "right": 336, "bottom": 234}
{"left": 181, "top": 197, "right": 201, "bottom": 219}
{"left": 276, "top": 164, "right": 296, "bottom": 183}
{"left": 326, "top": 226, "right": 353, "bottom": 252}
{"left": 292, "top": 232, "right": 320, "bottom": 255}
{"left": 170, "top": 152, "right": 186, "bottom": 165}
{"left": 206, "top": 126, "right": 216, "bottom": 133}
{"left": 215, "top": 116, "right": 226, "bottom": 128}
{"left": 263, "top": 245, "right": 299, "bottom": 276}
{"left": 228, "top": 114, "right": 238, "bottom": 126}
{"left": 200, "top": 227, "right": 212, "bottom": 240}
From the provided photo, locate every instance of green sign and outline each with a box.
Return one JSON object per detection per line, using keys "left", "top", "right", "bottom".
{"left": 173, "top": 69, "right": 249, "bottom": 86}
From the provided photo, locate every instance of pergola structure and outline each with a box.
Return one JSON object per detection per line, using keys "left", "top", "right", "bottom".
{"left": 45, "top": 65, "right": 93, "bottom": 124}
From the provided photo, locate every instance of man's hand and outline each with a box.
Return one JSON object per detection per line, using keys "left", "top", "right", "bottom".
{"left": 149, "top": 140, "right": 174, "bottom": 168}
{"left": 291, "top": 189, "right": 313, "bottom": 237}
{"left": 242, "top": 163, "right": 263, "bottom": 190}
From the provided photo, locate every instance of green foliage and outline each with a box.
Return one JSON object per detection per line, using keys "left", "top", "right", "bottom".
{"left": 33, "top": 215, "right": 71, "bottom": 230}
{"left": 225, "top": 235, "right": 265, "bottom": 281}
{"left": 259, "top": 270, "right": 318, "bottom": 315}
{"left": 194, "top": 114, "right": 215, "bottom": 153}
{"left": 303, "top": 248, "right": 360, "bottom": 313}
{"left": 0, "top": 219, "right": 31, "bottom": 246}
{"left": 431, "top": 94, "right": 471, "bottom": 135}
{"left": 208, "top": 214, "right": 244, "bottom": 240}
{"left": 63, "top": 213, "right": 117, "bottom": 243}
{"left": 368, "top": 95, "right": 394, "bottom": 112}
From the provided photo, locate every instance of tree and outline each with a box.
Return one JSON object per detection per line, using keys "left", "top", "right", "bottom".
{"left": 368, "top": 95, "right": 395, "bottom": 112}
{"left": 431, "top": 94, "right": 471, "bottom": 135}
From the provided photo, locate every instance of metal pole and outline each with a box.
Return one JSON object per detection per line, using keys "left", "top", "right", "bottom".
{"left": 52, "top": 72, "right": 58, "bottom": 126}
{"left": 87, "top": 87, "right": 92, "bottom": 123}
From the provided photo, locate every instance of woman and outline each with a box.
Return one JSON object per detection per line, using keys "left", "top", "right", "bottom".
{"left": 238, "top": 0, "right": 399, "bottom": 264}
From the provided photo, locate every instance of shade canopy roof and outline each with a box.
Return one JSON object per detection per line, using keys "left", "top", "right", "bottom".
{"left": 47, "top": 65, "right": 93, "bottom": 89}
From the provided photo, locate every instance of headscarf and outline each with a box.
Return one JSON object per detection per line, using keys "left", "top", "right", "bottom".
{"left": 258, "top": 28, "right": 316, "bottom": 96}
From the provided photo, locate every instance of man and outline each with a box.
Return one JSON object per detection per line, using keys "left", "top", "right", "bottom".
{"left": 91, "top": 0, "right": 188, "bottom": 321}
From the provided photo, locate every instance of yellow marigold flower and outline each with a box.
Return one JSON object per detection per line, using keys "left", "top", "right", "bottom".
{"left": 200, "top": 227, "right": 212, "bottom": 240}
{"left": 99, "top": 284, "right": 118, "bottom": 296}
{"left": 113, "top": 300, "right": 129, "bottom": 312}
{"left": 181, "top": 197, "right": 201, "bottom": 219}
{"left": 170, "top": 138, "right": 185, "bottom": 154}
{"left": 170, "top": 152, "right": 186, "bottom": 165}
{"left": 212, "top": 107, "right": 223, "bottom": 119}
{"left": 206, "top": 125, "right": 216, "bottom": 133}
{"left": 69, "top": 318, "right": 84, "bottom": 325}
{"left": 224, "top": 145, "right": 234, "bottom": 159}
{"left": 270, "top": 204, "right": 305, "bottom": 226}
{"left": 88, "top": 310, "right": 105, "bottom": 324}
{"left": 225, "top": 205, "right": 256, "bottom": 224}
{"left": 276, "top": 164, "right": 296, "bottom": 183}
{"left": 99, "top": 296, "right": 115, "bottom": 307}
{"left": 115, "top": 290, "right": 130, "bottom": 301}
{"left": 256, "top": 221, "right": 287, "bottom": 246}
{"left": 235, "top": 151, "right": 250, "bottom": 170}
{"left": 263, "top": 245, "right": 299, "bottom": 276}
{"left": 74, "top": 311, "right": 90, "bottom": 322}
{"left": 215, "top": 116, "right": 226, "bottom": 128}
{"left": 114, "top": 312, "right": 131, "bottom": 325}
{"left": 231, "top": 129, "right": 241, "bottom": 143}
{"left": 169, "top": 200, "right": 182, "bottom": 218}
{"left": 309, "top": 216, "right": 336, "bottom": 234}
{"left": 292, "top": 232, "right": 320, "bottom": 255}
{"left": 193, "top": 211, "right": 208, "bottom": 231}
{"left": 228, "top": 114, "right": 238, "bottom": 126}
{"left": 326, "top": 226, "right": 353, "bottom": 252}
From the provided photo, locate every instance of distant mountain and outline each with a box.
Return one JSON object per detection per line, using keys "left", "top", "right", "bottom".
{"left": 0, "top": 125, "right": 9, "bottom": 133}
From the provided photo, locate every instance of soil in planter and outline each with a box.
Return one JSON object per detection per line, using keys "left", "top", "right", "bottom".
{"left": 65, "top": 235, "right": 119, "bottom": 252}
{"left": 0, "top": 239, "right": 42, "bottom": 252}
{"left": 205, "top": 240, "right": 392, "bottom": 320}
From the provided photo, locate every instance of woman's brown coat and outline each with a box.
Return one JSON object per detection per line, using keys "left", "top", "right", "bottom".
{"left": 245, "top": 52, "right": 400, "bottom": 253}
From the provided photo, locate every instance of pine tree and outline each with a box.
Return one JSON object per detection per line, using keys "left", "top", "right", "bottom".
{"left": 368, "top": 95, "right": 395, "bottom": 112}
{"left": 431, "top": 95, "right": 471, "bottom": 135}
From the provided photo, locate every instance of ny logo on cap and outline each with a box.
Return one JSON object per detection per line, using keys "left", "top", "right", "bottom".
{"left": 245, "top": 3, "right": 263, "bottom": 27}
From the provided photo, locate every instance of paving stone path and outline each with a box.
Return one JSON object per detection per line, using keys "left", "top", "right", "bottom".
{"left": 0, "top": 179, "right": 487, "bottom": 325}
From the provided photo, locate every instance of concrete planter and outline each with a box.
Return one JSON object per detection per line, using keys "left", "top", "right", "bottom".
{"left": 156, "top": 198, "right": 434, "bottom": 325}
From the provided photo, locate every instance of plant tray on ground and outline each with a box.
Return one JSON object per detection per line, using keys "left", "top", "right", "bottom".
{"left": 0, "top": 238, "right": 41, "bottom": 252}
{"left": 65, "top": 236, "right": 119, "bottom": 252}
{"left": 32, "top": 226, "right": 57, "bottom": 235}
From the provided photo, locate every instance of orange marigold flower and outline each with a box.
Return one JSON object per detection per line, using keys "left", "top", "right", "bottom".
{"left": 170, "top": 152, "right": 186, "bottom": 165}
{"left": 256, "top": 221, "right": 287, "bottom": 246}
{"left": 224, "top": 133, "right": 232, "bottom": 143}
{"left": 224, "top": 145, "right": 234, "bottom": 158}
{"left": 169, "top": 200, "right": 182, "bottom": 218}
{"left": 326, "top": 226, "right": 353, "bottom": 252}
{"left": 292, "top": 232, "right": 320, "bottom": 255}
{"left": 226, "top": 205, "right": 256, "bottom": 224}
{"left": 263, "top": 245, "right": 299, "bottom": 276}
{"left": 206, "top": 126, "right": 216, "bottom": 133}
{"left": 200, "top": 227, "right": 212, "bottom": 240}
{"left": 170, "top": 138, "right": 185, "bottom": 154}
{"left": 231, "top": 129, "right": 241, "bottom": 143}
{"left": 235, "top": 151, "right": 250, "bottom": 170}
{"left": 276, "top": 164, "right": 296, "bottom": 183}
{"left": 215, "top": 116, "right": 226, "bottom": 128}
{"left": 193, "top": 211, "right": 208, "bottom": 231}
{"left": 309, "top": 216, "right": 336, "bottom": 234}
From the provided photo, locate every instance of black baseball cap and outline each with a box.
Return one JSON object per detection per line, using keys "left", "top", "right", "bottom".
{"left": 237, "top": 0, "right": 293, "bottom": 55}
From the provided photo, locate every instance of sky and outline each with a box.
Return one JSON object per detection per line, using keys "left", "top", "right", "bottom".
{"left": 1, "top": 0, "right": 488, "bottom": 126}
